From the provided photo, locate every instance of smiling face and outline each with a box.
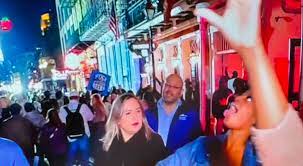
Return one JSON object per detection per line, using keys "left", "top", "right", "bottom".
{"left": 223, "top": 91, "right": 255, "bottom": 130}
{"left": 118, "top": 98, "right": 143, "bottom": 140}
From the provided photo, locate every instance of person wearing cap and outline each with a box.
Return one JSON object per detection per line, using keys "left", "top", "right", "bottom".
{"left": 59, "top": 91, "right": 94, "bottom": 165}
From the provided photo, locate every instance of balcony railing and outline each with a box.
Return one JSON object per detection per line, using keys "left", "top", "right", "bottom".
{"left": 213, "top": 31, "right": 236, "bottom": 55}
{"left": 59, "top": 0, "right": 77, "bottom": 8}
{"left": 79, "top": 0, "right": 109, "bottom": 37}
{"left": 121, "top": 0, "right": 163, "bottom": 30}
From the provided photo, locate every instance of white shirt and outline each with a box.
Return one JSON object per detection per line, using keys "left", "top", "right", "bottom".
{"left": 59, "top": 100, "right": 94, "bottom": 142}
{"left": 227, "top": 78, "right": 236, "bottom": 93}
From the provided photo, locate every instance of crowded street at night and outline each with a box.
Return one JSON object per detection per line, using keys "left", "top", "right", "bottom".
{"left": 0, "top": 0, "right": 302, "bottom": 165}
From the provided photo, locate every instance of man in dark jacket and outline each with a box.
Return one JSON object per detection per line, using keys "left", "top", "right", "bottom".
{"left": 212, "top": 76, "right": 233, "bottom": 135}
{"left": 0, "top": 107, "right": 36, "bottom": 164}
{"left": 146, "top": 74, "right": 202, "bottom": 154}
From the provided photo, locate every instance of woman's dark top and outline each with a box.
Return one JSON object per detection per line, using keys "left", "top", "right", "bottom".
{"left": 101, "top": 127, "right": 168, "bottom": 166}
{"left": 39, "top": 123, "right": 68, "bottom": 156}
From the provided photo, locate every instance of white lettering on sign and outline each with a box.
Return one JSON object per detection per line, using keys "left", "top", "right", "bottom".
{"left": 92, "top": 74, "right": 108, "bottom": 91}
{"left": 94, "top": 74, "right": 107, "bottom": 81}
{"left": 92, "top": 81, "right": 105, "bottom": 91}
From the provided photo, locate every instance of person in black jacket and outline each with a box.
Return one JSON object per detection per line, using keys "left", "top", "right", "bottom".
{"left": 212, "top": 76, "right": 233, "bottom": 135}
{"left": 39, "top": 101, "right": 67, "bottom": 166}
{"left": 98, "top": 93, "right": 168, "bottom": 166}
{"left": 0, "top": 107, "right": 36, "bottom": 164}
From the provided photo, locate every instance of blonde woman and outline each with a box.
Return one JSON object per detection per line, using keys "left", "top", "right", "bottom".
{"left": 99, "top": 93, "right": 168, "bottom": 166}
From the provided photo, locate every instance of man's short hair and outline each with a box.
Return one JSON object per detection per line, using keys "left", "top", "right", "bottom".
{"left": 232, "top": 71, "right": 238, "bottom": 78}
{"left": 24, "top": 102, "right": 36, "bottom": 113}
{"left": 10, "top": 103, "right": 22, "bottom": 116}
{"left": 55, "top": 91, "right": 63, "bottom": 100}
{"left": 44, "top": 91, "right": 51, "bottom": 98}
{"left": 233, "top": 78, "right": 249, "bottom": 95}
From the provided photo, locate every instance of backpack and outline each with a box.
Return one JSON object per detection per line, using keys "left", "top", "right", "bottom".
{"left": 64, "top": 104, "right": 85, "bottom": 139}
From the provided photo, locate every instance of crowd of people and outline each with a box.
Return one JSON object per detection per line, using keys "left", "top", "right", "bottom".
{"left": 1, "top": 0, "right": 303, "bottom": 165}
{"left": 0, "top": 73, "right": 201, "bottom": 166}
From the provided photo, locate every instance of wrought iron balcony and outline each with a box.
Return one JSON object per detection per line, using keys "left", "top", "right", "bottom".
{"left": 59, "top": 0, "right": 77, "bottom": 8}
{"left": 121, "top": 0, "right": 163, "bottom": 30}
{"left": 79, "top": 0, "right": 109, "bottom": 41}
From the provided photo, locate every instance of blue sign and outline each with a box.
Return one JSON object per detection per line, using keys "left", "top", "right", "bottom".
{"left": 87, "top": 70, "right": 111, "bottom": 96}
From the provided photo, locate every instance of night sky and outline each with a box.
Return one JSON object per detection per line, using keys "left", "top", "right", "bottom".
{"left": 0, "top": 0, "right": 55, "bottom": 57}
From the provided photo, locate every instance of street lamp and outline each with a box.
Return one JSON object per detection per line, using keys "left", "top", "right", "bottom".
{"left": 145, "top": 0, "right": 157, "bottom": 89}
{"left": 145, "top": 0, "right": 155, "bottom": 20}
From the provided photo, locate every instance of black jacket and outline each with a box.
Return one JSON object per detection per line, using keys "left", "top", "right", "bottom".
{"left": 212, "top": 88, "right": 233, "bottom": 119}
{"left": 0, "top": 115, "right": 36, "bottom": 161}
{"left": 99, "top": 127, "right": 168, "bottom": 166}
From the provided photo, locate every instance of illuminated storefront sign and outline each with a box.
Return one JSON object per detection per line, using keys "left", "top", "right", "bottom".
{"left": 52, "top": 70, "right": 68, "bottom": 80}
{"left": 65, "top": 53, "right": 81, "bottom": 70}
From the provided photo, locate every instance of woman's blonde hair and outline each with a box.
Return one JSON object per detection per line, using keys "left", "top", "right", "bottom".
{"left": 102, "top": 93, "right": 152, "bottom": 151}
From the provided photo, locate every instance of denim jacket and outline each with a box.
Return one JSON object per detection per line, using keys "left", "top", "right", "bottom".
{"left": 157, "top": 134, "right": 261, "bottom": 166}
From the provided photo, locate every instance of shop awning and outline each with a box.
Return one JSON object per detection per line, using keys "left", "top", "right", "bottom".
{"left": 163, "top": 0, "right": 225, "bottom": 22}
{"left": 69, "top": 41, "right": 95, "bottom": 54}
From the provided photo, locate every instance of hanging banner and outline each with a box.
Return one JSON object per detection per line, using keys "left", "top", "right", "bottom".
{"left": 87, "top": 70, "right": 111, "bottom": 96}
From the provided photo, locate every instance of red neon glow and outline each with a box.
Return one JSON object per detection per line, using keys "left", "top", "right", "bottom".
{"left": 282, "top": 0, "right": 301, "bottom": 13}
{"left": 0, "top": 17, "right": 13, "bottom": 32}
{"left": 199, "top": 18, "right": 209, "bottom": 133}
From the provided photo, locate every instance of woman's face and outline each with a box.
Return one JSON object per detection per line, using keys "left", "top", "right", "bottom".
{"left": 223, "top": 92, "right": 255, "bottom": 130}
{"left": 118, "top": 98, "right": 143, "bottom": 139}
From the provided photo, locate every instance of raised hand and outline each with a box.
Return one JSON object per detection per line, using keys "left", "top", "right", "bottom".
{"left": 195, "top": 0, "right": 263, "bottom": 53}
